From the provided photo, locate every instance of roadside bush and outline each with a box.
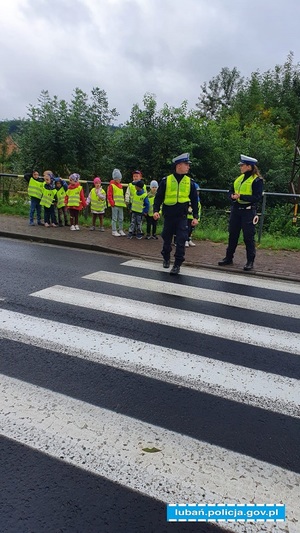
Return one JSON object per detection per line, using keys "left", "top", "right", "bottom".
{"left": 263, "top": 204, "right": 299, "bottom": 237}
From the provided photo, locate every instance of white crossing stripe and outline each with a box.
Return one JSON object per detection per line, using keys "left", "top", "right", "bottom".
{"left": 31, "top": 285, "right": 300, "bottom": 355}
{"left": 0, "top": 373, "right": 298, "bottom": 533}
{"left": 83, "top": 271, "right": 300, "bottom": 319}
{"left": 0, "top": 309, "right": 298, "bottom": 417}
{"left": 121, "top": 259, "right": 300, "bottom": 295}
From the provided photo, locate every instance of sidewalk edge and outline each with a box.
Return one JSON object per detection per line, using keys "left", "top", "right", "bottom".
{"left": 1, "top": 230, "right": 299, "bottom": 284}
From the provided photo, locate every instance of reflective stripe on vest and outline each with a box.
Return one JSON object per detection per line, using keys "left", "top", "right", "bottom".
{"left": 111, "top": 184, "right": 126, "bottom": 207}
{"left": 90, "top": 188, "right": 106, "bottom": 212}
{"left": 28, "top": 178, "right": 43, "bottom": 199}
{"left": 40, "top": 187, "right": 56, "bottom": 208}
{"left": 131, "top": 191, "right": 147, "bottom": 213}
{"left": 56, "top": 187, "right": 66, "bottom": 208}
{"left": 66, "top": 186, "right": 82, "bottom": 207}
{"left": 147, "top": 195, "right": 155, "bottom": 216}
{"left": 234, "top": 174, "right": 257, "bottom": 204}
{"left": 164, "top": 174, "right": 191, "bottom": 205}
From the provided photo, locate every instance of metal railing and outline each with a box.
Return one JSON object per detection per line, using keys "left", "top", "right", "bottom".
{"left": 196, "top": 188, "right": 300, "bottom": 243}
{"left": 1, "top": 174, "right": 299, "bottom": 241}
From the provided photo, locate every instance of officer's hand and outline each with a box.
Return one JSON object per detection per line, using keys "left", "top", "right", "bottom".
{"left": 153, "top": 212, "right": 160, "bottom": 220}
{"left": 191, "top": 218, "right": 198, "bottom": 227}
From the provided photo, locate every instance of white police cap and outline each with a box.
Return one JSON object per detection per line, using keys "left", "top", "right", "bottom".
{"left": 172, "top": 153, "right": 191, "bottom": 164}
{"left": 239, "top": 154, "right": 258, "bottom": 165}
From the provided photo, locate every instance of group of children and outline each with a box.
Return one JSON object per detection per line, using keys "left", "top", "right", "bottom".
{"left": 25, "top": 170, "right": 87, "bottom": 229}
{"left": 25, "top": 168, "right": 201, "bottom": 243}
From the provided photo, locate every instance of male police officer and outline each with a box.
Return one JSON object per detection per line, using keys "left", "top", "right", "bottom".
{"left": 153, "top": 153, "right": 199, "bottom": 275}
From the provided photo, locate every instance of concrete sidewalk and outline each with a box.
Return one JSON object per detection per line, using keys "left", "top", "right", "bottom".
{"left": 0, "top": 214, "right": 299, "bottom": 282}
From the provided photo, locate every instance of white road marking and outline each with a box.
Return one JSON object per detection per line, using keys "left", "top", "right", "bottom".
{"left": 83, "top": 271, "right": 300, "bottom": 319}
{"left": 0, "top": 374, "right": 298, "bottom": 533}
{"left": 31, "top": 285, "right": 300, "bottom": 356}
{"left": 121, "top": 259, "right": 300, "bottom": 295}
{"left": 0, "top": 309, "right": 298, "bottom": 417}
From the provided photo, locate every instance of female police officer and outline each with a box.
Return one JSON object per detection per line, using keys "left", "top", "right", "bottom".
{"left": 218, "top": 154, "right": 263, "bottom": 271}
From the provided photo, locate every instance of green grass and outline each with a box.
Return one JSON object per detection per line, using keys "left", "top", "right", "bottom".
{"left": 258, "top": 234, "right": 300, "bottom": 251}
{"left": 1, "top": 201, "right": 300, "bottom": 251}
{"left": 0, "top": 200, "right": 29, "bottom": 217}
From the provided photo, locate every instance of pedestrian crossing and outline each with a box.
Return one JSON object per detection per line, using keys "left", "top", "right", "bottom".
{"left": 0, "top": 258, "right": 299, "bottom": 533}
{"left": 0, "top": 309, "right": 297, "bottom": 416}
{"left": 30, "top": 285, "right": 300, "bottom": 355}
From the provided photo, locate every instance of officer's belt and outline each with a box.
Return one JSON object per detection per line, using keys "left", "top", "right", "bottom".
{"left": 238, "top": 205, "right": 253, "bottom": 210}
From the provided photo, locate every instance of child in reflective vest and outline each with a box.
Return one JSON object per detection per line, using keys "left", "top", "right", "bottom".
{"left": 146, "top": 180, "right": 158, "bottom": 239}
{"left": 127, "top": 180, "right": 149, "bottom": 239}
{"left": 40, "top": 171, "right": 58, "bottom": 227}
{"left": 54, "top": 177, "right": 69, "bottom": 226}
{"left": 107, "top": 168, "right": 126, "bottom": 236}
{"left": 64, "top": 173, "right": 86, "bottom": 231}
{"left": 86, "top": 177, "right": 106, "bottom": 231}
{"left": 185, "top": 183, "right": 201, "bottom": 247}
{"left": 24, "top": 170, "right": 44, "bottom": 226}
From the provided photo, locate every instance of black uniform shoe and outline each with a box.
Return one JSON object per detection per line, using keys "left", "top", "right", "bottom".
{"left": 163, "top": 259, "right": 170, "bottom": 268}
{"left": 243, "top": 261, "right": 254, "bottom": 271}
{"left": 170, "top": 264, "right": 180, "bottom": 275}
{"left": 218, "top": 258, "right": 233, "bottom": 266}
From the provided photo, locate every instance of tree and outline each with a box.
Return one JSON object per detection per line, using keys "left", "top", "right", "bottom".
{"left": 16, "top": 88, "right": 119, "bottom": 178}
{"left": 196, "top": 67, "right": 244, "bottom": 119}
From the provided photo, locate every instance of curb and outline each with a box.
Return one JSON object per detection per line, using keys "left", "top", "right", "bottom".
{"left": 0, "top": 230, "right": 299, "bottom": 284}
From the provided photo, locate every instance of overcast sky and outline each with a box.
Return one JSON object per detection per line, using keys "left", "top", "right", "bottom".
{"left": 1, "top": 0, "right": 300, "bottom": 125}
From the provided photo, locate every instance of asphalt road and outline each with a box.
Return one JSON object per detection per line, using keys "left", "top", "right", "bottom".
{"left": 0, "top": 238, "right": 299, "bottom": 533}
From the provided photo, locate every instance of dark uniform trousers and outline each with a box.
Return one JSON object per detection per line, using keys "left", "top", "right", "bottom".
{"left": 161, "top": 215, "right": 189, "bottom": 265}
{"left": 226, "top": 206, "right": 256, "bottom": 262}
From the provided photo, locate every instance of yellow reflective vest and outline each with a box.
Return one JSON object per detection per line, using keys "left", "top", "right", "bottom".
{"left": 164, "top": 174, "right": 191, "bottom": 205}
{"left": 40, "top": 186, "right": 56, "bottom": 208}
{"left": 90, "top": 187, "right": 106, "bottom": 212}
{"left": 110, "top": 184, "right": 126, "bottom": 207}
{"left": 66, "top": 186, "right": 82, "bottom": 207}
{"left": 131, "top": 191, "right": 147, "bottom": 213}
{"left": 128, "top": 181, "right": 146, "bottom": 201}
{"left": 28, "top": 177, "right": 43, "bottom": 199}
{"left": 234, "top": 174, "right": 258, "bottom": 204}
{"left": 56, "top": 187, "right": 66, "bottom": 209}
{"left": 147, "top": 195, "right": 155, "bottom": 216}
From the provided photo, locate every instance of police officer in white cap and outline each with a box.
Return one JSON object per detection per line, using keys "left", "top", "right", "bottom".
{"left": 218, "top": 154, "right": 263, "bottom": 271}
{"left": 153, "top": 153, "right": 199, "bottom": 275}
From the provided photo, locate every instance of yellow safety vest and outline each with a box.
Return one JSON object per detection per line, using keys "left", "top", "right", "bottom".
{"left": 56, "top": 187, "right": 66, "bottom": 209}
{"left": 128, "top": 181, "right": 146, "bottom": 200}
{"left": 164, "top": 174, "right": 191, "bottom": 205}
{"left": 234, "top": 174, "right": 258, "bottom": 204}
{"left": 131, "top": 191, "right": 147, "bottom": 213}
{"left": 90, "top": 187, "right": 106, "bottom": 212}
{"left": 147, "top": 195, "right": 155, "bottom": 216}
{"left": 66, "top": 186, "right": 82, "bottom": 207}
{"left": 40, "top": 186, "right": 56, "bottom": 208}
{"left": 28, "top": 177, "right": 43, "bottom": 199}
{"left": 110, "top": 184, "right": 126, "bottom": 207}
